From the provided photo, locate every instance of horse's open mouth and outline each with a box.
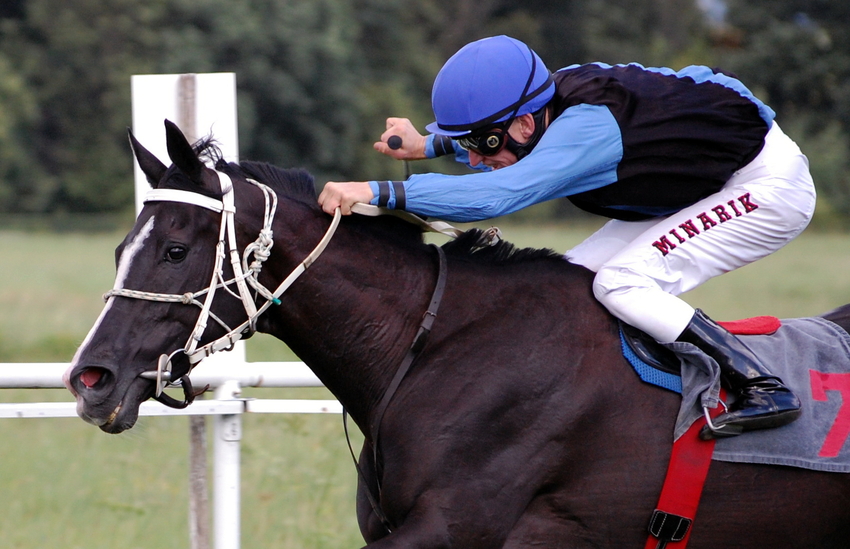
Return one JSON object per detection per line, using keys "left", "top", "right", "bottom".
{"left": 75, "top": 397, "right": 123, "bottom": 430}
{"left": 71, "top": 371, "right": 152, "bottom": 434}
{"left": 95, "top": 399, "right": 138, "bottom": 434}
{"left": 98, "top": 383, "right": 151, "bottom": 434}
{"left": 104, "top": 402, "right": 122, "bottom": 428}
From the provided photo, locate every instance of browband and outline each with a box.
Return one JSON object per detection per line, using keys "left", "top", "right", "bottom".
{"left": 144, "top": 189, "right": 225, "bottom": 213}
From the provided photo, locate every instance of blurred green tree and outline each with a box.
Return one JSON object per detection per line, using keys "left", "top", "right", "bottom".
{"left": 156, "top": 0, "right": 366, "bottom": 184}
{"left": 0, "top": 0, "right": 165, "bottom": 213}
{"left": 0, "top": 52, "right": 49, "bottom": 212}
{"left": 716, "top": 0, "right": 850, "bottom": 222}
{"left": 0, "top": 0, "right": 848, "bottom": 224}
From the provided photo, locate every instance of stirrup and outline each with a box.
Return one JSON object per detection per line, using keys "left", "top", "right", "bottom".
{"left": 701, "top": 400, "right": 743, "bottom": 439}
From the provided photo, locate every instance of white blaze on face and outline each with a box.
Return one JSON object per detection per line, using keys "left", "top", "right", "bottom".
{"left": 64, "top": 216, "right": 157, "bottom": 393}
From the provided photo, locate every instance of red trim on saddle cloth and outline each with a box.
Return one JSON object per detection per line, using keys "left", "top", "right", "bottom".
{"left": 645, "top": 389, "right": 727, "bottom": 549}
{"left": 645, "top": 317, "right": 777, "bottom": 547}
{"left": 718, "top": 316, "right": 781, "bottom": 335}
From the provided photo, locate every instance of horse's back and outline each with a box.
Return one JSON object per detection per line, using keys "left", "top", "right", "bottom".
{"left": 822, "top": 303, "right": 850, "bottom": 334}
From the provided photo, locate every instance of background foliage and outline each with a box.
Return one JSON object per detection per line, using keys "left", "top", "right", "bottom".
{"left": 0, "top": 0, "right": 849, "bottom": 224}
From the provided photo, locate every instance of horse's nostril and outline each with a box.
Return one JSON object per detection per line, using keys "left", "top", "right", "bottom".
{"left": 80, "top": 368, "right": 105, "bottom": 388}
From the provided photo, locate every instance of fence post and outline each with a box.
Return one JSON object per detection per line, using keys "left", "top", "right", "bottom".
{"left": 213, "top": 380, "right": 243, "bottom": 549}
{"left": 131, "top": 72, "right": 244, "bottom": 549}
{"left": 174, "top": 72, "right": 212, "bottom": 549}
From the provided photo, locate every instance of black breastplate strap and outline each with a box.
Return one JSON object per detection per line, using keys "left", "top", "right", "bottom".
{"left": 343, "top": 243, "right": 448, "bottom": 534}
{"left": 370, "top": 243, "right": 448, "bottom": 448}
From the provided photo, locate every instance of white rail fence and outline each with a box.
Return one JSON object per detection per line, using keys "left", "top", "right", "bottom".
{"left": 1, "top": 71, "right": 335, "bottom": 549}
{"left": 0, "top": 359, "right": 340, "bottom": 549}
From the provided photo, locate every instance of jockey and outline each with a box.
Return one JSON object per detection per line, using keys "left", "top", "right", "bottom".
{"left": 318, "top": 35, "right": 816, "bottom": 439}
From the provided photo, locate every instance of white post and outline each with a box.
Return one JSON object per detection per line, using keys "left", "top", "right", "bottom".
{"left": 131, "top": 73, "right": 245, "bottom": 549}
{"left": 130, "top": 72, "right": 240, "bottom": 215}
{"left": 129, "top": 72, "right": 245, "bottom": 367}
{"left": 213, "top": 380, "right": 243, "bottom": 549}
{"left": 174, "top": 73, "right": 212, "bottom": 549}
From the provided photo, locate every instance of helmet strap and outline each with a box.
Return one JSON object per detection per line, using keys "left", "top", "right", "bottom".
{"left": 505, "top": 105, "right": 550, "bottom": 160}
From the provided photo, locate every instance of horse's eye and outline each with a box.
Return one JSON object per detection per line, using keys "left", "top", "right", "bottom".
{"left": 165, "top": 245, "right": 188, "bottom": 263}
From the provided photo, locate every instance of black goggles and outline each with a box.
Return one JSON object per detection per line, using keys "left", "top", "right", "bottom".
{"left": 454, "top": 121, "right": 511, "bottom": 156}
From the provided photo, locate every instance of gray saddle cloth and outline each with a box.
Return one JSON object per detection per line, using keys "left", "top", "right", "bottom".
{"left": 672, "top": 316, "right": 850, "bottom": 473}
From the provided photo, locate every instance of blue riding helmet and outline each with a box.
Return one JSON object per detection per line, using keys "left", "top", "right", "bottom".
{"left": 426, "top": 35, "right": 555, "bottom": 137}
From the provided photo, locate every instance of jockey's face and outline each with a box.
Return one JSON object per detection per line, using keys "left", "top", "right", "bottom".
{"left": 465, "top": 114, "right": 535, "bottom": 170}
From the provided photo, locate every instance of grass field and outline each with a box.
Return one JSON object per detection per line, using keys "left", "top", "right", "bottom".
{"left": 0, "top": 223, "right": 848, "bottom": 548}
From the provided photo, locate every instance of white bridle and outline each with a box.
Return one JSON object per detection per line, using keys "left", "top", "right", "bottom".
{"left": 105, "top": 171, "right": 341, "bottom": 397}
{"left": 104, "top": 169, "right": 486, "bottom": 399}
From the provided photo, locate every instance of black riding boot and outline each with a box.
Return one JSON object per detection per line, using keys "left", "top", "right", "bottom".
{"left": 677, "top": 309, "right": 801, "bottom": 440}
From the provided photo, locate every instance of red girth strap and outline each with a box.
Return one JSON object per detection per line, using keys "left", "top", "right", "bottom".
{"left": 645, "top": 389, "right": 727, "bottom": 549}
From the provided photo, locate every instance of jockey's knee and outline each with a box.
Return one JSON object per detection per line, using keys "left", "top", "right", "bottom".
{"left": 592, "top": 265, "right": 644, "bottom": 323}
{"left": 592, "top": 266, "right": 694, "bottom": 343}
{"left": 591, "top": 265, "right": 643, "bottom": 306}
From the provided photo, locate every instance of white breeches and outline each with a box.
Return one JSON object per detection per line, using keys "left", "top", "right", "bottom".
{"left": 565, "top": 123, "right": 816, "bottom": 343}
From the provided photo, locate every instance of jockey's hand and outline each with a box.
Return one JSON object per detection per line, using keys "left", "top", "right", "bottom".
{"left": 374, "top": 117, "right": 427, "bottom": 160}
{"left": 318, "top": 181, "right": 374, "bottom": 216}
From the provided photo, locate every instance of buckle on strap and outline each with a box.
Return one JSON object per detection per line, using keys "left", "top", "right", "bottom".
{"left": 648, "top": 510, "right": 692, "bottom": 547}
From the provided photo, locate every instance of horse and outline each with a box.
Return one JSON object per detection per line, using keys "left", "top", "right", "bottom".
{"left": 65, "top": 120, "right": 850, "bottom": 548}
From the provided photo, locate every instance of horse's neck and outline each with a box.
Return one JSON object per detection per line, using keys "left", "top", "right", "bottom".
{"left": 255, "top": 212, "right": 438, "bottom": 433}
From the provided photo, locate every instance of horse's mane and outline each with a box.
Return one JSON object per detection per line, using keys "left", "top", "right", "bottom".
{"left": 156, "top": 137, "right": 315, "bottom": 205}
{"left": 227, "top": 160, "right": 318, "bottom": 205}
{"left": 199, "top": 142, "right": 565, "bottom": 268}
{"left": 442, "top": 229, "right": 566, "bottom": 266}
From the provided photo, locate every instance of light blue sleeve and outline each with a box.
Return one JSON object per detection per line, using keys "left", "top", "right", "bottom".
{"left": 390, "top": 104, "right": 624, "bottom": 222}
{"left": 424, "top": 134, "right": 492, "bottom": 171}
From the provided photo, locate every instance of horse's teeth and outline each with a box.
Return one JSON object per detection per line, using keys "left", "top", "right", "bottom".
{"left": 105, "top": 404, "right": 122, "bottom": 426}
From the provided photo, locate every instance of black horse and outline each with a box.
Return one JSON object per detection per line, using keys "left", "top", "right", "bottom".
{"left": 66, "top": 121, "right": 850, "bottom": 548}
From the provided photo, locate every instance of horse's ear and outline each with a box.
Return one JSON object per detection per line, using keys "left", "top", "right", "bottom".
{"left": 164, "top": 119, "right": 204, "bottom": 185}
{"left": 128, "top": 129, "right": 167, "bottom": 186}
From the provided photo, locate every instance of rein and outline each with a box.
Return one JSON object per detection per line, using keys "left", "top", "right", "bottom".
{"left": 102, "top": 169, "right": 476, "bottom": 410}
{"left": 104, "top": 171, "right": 341, "bottom": 408}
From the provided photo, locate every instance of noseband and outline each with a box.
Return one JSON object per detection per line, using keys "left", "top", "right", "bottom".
{"left": 104, "top": 171, "right": 342, "bottom": 408}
